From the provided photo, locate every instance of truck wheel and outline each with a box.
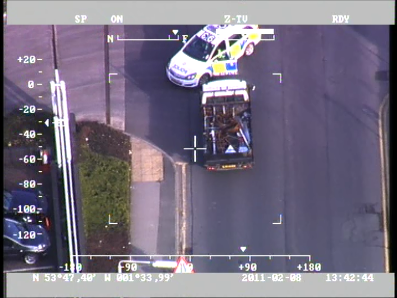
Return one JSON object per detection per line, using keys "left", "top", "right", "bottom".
{"left": 24, "top": 254, "right": 38, "bottom": 265}
{"left": 199, "top": 74, "right": 210, "bottom": 86}
{"left": 244, "top": 43, "right": 255, "bottom": 56}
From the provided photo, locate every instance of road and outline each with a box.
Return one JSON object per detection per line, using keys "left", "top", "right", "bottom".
{"left": 124, "top": 25, "right": 197, "bottom": 161}
{"left": 5, "top": 25, "right": 389, "bottom": 274}
{"left": 124, "top": 25, "right": 389, "bottom": 273}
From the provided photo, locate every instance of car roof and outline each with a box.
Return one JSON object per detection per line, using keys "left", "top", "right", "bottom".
{"left": 195, "top": 25, "right": 255, "bottom": 46}
{"left": 4, "top": 218, "right": 49, "bottom": 248}
{"left": 4, "top": 218, "right": 22, "bottom": 237}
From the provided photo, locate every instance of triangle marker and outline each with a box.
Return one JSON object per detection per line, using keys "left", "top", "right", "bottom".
{"left": 172, "top": 30, "right": 179, "bottom": 35}
{"left": 225, "top": 145, "right": 236, "bottom": 154}
{"left": 240, "top": 246, "right": 247, "bottom": 252}
{"left": 174, "top": 256, "right": 194, "bottom": 273}
{"left": 45, "top": 119, "right": 50, "bottom": 127}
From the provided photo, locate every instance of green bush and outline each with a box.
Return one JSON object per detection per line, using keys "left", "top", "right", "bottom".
{"left": 4, "top": 109, "right": 55, "bottom": 148}
{"left": 76, "top": 122, "right": 131, "bottom": 163}
{"left": 79, "top": 147, "right": 130, "bottom": 238}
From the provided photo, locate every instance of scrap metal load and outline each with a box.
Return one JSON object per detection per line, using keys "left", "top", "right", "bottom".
{"left": 201, "top": 78, "right": 255, "bottom": 171}
{"left": 203, "top": 99, "right": 251, "bottom": 155}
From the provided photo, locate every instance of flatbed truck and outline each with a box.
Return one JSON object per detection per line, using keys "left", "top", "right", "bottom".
{"left": 201, "top": 77, "right": 255, "bottom": 171}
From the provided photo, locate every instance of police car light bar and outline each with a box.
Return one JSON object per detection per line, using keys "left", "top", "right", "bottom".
{"left": 216, "top": 28, "right": 274, "bottom": 35}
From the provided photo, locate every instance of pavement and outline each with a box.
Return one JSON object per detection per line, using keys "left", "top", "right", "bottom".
{"left": 379, "top": 94, "right": 390, "bottom": 272}
{"left": 129, "top": 137, "right": 177, "bottom": 259}
{"left": 383, "top": 96, "right": 389, "bottom": 216}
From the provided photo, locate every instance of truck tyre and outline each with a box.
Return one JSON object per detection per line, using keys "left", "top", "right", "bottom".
{"left": 244, "top": 43, "right": 255, "bottom": 56}
{"left": 199, "top": 74, "right": 210, "bottom": 86}
{"left": 24, "top": 253, "right": 38, "bottom": 265}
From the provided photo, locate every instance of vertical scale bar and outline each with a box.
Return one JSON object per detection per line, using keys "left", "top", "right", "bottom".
{"left": 60, "top": 81, "right": 80, "bottom": 272}
{"left": 50, "top": 82, "right": 62, "bottom": 167}
{"left": 54, "top": 69, "right": 75, "bottom": 273}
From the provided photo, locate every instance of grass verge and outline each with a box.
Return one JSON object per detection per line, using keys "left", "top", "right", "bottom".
{"left": 76, "top": 122, "right": 131, "bottom": 272}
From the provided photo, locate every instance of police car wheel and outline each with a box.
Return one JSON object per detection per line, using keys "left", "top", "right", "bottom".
{"left": 245, "top": 43, "right": 255, "bottom": 56}
{"left": 199, "top": 74, "right": 210, "bottom": 86}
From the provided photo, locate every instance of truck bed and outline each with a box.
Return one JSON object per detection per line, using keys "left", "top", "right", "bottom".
{"left": 202, "top": 96, "right": 253, "bottom": 170}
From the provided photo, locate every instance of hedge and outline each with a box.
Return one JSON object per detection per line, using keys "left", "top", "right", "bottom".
{"left": 79, "top": 147, "right": 130, "bottom": 238}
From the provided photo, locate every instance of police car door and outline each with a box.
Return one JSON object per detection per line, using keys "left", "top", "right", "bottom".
{"left": 210, "top": 40, "right": 235, "bottom": 75}
{"left": 210, "top": 41, "right": 238, "bottom": 76}
{"left": 211, "top": 40, "right": 228, "bottom": 63}
{"left": 228, "top": 33, "right": 245, "bottom": 60}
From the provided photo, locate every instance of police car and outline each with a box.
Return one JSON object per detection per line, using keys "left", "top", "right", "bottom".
{"left": 166, "top": 24, "right": 261, "bottom": 88}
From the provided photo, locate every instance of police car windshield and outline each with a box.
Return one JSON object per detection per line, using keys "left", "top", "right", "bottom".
{"left": 183, "top": 36, "right": 214, "bottom": 62}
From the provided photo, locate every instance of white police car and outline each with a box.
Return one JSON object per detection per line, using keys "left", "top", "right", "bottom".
{"left": 166, "top": 24, "right": 261, "bottom": 88}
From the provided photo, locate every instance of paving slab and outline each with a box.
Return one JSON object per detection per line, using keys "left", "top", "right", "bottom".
{"left": 130, "top": 182, "right": 161, "bottom": 255}
{"left": 131, "top": 138, "right": 164, "bottom": 183}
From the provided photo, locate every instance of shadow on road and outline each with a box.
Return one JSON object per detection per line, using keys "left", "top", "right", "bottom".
{"left": 350, "top": 25, "right": 390, "bottom": 272}
{"left": 349, "top": 26, "right": 390, "bottom": 56}
{"left": 123, "top": 25, "right": 205, "bottom": 163}
{"left": 323, "top": 26, "right": 390, "bottom": 137}
{"left": 348, "top": 25, "right": 390, "bottom": 91}
{"left": 4, "top": 76, "right": 51, "bottom": 116}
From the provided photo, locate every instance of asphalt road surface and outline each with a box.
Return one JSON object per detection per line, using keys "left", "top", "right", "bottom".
{"left": 5, "top": 25, "right": 389, "bottom": 274}
{"left": 124, "top": 25, "right": 389, "bottom": 273}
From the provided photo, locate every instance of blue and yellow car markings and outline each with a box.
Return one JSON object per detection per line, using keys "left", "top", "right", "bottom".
{"left": 212, "top": 61, "right": 238, "bottom": 76}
